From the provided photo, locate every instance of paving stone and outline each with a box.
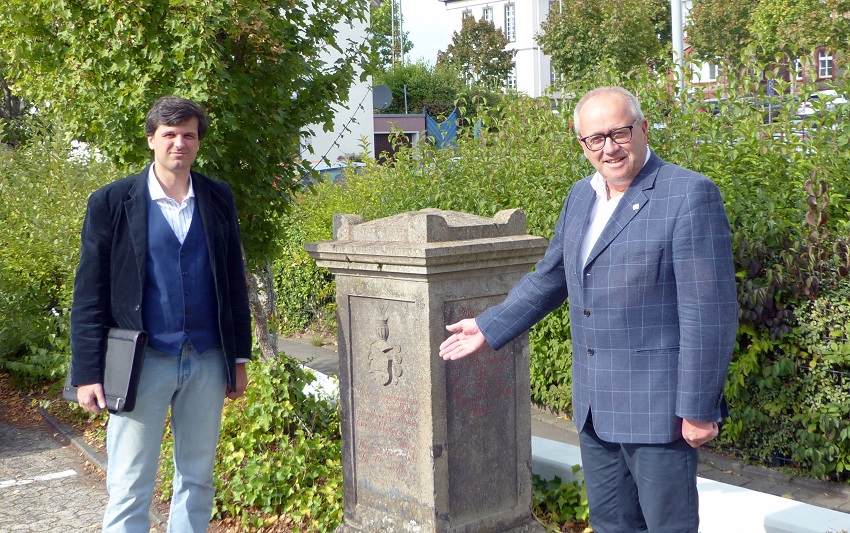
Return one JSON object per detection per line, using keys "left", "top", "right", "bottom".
{"left": 742, "top": 479, "right": 803, "bottom": 499}
{"left": 741, "top": 464, "right": 795, "bottom": 484}
{"left": 700, "top": 451, "right": 745, "bottom": 475}
{"left": 0, "top": 420, "right": 107, "bottom": 532}
{"left": 699, "top": 468, "right": 751, "bottom": 487}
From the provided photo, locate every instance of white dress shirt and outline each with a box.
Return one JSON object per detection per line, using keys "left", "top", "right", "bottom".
{"left": 579, "top": 149, "right": 652, "bottom": 268}
{"left": 147, "top": 165, "right": 195, "bottom": 244}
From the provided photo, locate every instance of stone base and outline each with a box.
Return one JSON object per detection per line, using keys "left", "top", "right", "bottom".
{"left": 335, "top": 516, "right": 545, "bottom": 533}
{"left": 499, "top": 518, "right": 547, "bottom": 533}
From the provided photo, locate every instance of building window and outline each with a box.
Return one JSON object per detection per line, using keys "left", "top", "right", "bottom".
{"left": 507, "top": 67, "right": 517, "bottom": 90}
{"left": 550, "top": 65, "right": 557, "bottom": 86}
{"left": 462, "top": 9, "right": 473, "bottom": 20}
{"left": 505, "top": 4, "right": 516, "bottom": 42}
{"left": 691, "top": 61, "right": 719, "bottom": 83}
{"left": 818, "top": 49, "right": 834, "bottom": 79}
{"left": 708, "top": 63, "right": 720, "bottom": 82}
{"left": 794, "top": 59, "right": 804, "bottom": 81}
{"left": 483, "top": 7, "right": 493, "bottom": 24}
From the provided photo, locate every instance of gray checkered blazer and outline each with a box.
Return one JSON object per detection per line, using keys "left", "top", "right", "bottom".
{"left": 477, "top": 153, "right": 739, "bottom": 444}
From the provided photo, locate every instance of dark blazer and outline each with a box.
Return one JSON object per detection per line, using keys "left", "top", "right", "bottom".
{"left": 70, "top": 165, "right": 252, "bottom": 390}
{"left": 477, "top": 153, "right": 739, "bottom": 444}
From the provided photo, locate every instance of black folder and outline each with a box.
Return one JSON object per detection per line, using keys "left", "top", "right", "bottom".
{"left": 63, "top": 328, "right": 148, "bottom": 413}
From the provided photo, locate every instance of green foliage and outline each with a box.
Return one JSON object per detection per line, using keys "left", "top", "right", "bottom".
{"left": 750, "top": 0, "right": 838, "bottom": 59}
{"left": 789, "top": 279, "right": 850, "bottom": 479}
{"left": 0, "top": 328, "right": 71, "bottom": 390}
{"left": 0, "top": 0, "right": 371, "bottom": 268}
{"left": 0, "top": 60, "right": 33, "bottom": 147}
{"left": 529, "top": 307, "right": 573, "bottom": 413}
{"left": 0, "top": 128, "right": 115, "bottom": 383}
{"left": 272, "top": 210, "right": 337, "bottom": 335}
{"left": 538, "top": 0, "right": 667, "bottom": 87}
{"left": 686, "top": 0, "right": 757, "bottom": 64}
{"left": 159, "top": 357, "right": 343, "bottom": 531}
{"left": 717, "top": 280, "right": 850, "bottom": 480}
{"left": 686, "top": 0, "right": 850, "bottom": 68}
{"left": 277, "top": 96, "right": 587, "bottom": 413}
{"left": 531, "top": 472, "right": 589, "bottom": 530}
{"left": 369, "top": 0, "right": 413, "bottom": 69}
{"left": 373, "top": 60, "right": 464, "bottom": 115}
{"left": 438, "top": 16, "right": 516, "bottom": 90}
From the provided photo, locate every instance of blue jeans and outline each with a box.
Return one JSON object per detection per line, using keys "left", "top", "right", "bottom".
{"left": 579, "top": 414, "right": 699, "bottom": 533}
{"left": 102, "top": 343, "right": 227, "bottom": 533}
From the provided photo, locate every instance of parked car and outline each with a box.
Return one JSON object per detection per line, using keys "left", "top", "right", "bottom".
{"left": 796, "top": 90, "right": 848, "bottom": 116}
{"left": 313, "top": 161, "right": 365, "bottom": 183}
{"left": 299, "top": 160, "right": 366, "bottom": 187}
{"left": 698, "top": 98, "right": 722, "bottom": 115}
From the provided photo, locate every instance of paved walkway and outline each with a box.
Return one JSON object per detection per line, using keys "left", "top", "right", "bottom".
{"left": 0, "top": 415, "right": 107, "bottom": 532}
{"left": 35, "top": 409, "right": 168, "bottom": 532}
{"left": 278, "top": 335, "right": 850, "bottom": 516}
{"left": 0, "top": 378, "right": 165, "bottom": 532}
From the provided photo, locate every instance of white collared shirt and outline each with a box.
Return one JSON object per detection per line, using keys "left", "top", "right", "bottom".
{"left": 147, "top": 165, "right": 195, "bottom": 244}
{"left": 579, "top": 149, "right": 652, "bottom": 268}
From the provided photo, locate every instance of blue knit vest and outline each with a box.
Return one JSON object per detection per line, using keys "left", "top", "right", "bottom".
{"left": 142, "top": 199, "right": 220, "bottom": 355}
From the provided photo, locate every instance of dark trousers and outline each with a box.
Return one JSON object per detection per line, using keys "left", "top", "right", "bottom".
{"left": 579, "top": 415, "right": 699, "bottom": 533}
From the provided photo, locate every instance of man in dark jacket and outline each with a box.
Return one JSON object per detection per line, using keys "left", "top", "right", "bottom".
{"left": 70, "top": 96, "right": 252, "bottom": 532}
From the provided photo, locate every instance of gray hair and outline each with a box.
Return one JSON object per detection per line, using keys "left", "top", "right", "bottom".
{"left": 573, "top": 87, "right": 644, "bottom": 135}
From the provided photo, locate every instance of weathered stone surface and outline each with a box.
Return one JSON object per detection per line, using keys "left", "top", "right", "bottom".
{"left": 307, "top": 208, "right": 547, "bottom": 532}
{"left": 333, "top": 208, "right": 528, "bottom": 243}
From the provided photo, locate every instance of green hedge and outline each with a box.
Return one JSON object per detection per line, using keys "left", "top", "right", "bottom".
{"left": 0, "top": 130, "right": 115, "bottom": 387}
{"left": 277, "top": 63, "right": 850, "bottom": 481}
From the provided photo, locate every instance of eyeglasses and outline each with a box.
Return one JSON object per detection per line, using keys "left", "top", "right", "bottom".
{"left": 578, "top": 120, "right": 640, "bottom": 151}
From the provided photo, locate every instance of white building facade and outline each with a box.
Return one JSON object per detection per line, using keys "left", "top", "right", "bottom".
{"left": 302, "top": 3, "right": 376, "bottom": 164}
{"left": 439, "top": 0, "right": 557, "bottom": 98}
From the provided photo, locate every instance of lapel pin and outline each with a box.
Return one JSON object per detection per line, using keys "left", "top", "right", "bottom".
{"left": 632, "top": 203, "right": 640, "bottom": 210}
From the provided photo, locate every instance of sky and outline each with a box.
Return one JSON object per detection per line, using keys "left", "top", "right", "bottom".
{"left": 400, "top": 0, "right": 452, "bottom": 66}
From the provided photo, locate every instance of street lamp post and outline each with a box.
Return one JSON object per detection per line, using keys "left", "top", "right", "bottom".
{"left": 671, "top": 0, "right": 685, "bottom": 92}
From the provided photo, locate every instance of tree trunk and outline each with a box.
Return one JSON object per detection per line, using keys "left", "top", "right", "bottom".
{"left": 246, "top": 259, "right": 278, "bottom": 362}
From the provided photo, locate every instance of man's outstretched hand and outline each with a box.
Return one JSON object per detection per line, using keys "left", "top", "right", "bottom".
{"left": 438, "top": 318, "right": 487, "bottom": 361}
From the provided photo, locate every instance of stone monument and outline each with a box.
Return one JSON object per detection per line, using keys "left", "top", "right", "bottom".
{"left": 305, "top": 208, "right": 548, "bottom": 532}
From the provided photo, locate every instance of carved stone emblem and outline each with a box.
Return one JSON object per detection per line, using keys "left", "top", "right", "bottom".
{"left": 368, "top": 318, "right": 402, "bottom": 386}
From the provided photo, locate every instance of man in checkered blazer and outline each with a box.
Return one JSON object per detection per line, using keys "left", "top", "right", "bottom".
{"left": 439, "top": 86, "right": 738, "bottom": 532}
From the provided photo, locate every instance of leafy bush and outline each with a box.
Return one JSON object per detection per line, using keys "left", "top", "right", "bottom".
{"left": 776, "top": 279, "right": 848, "bottom": 479}
{"left": 271, "top": 204, "right": 338, "bottom": 335}
{"left": 159, "top": 356, "right": 343, "bottom": 531}
{"left": 531, "top": 471, "right": 589, "bottom": 530}
{"left": 0, "top": 129, "right": 115, "bottom": 385}
{"left": 716, "top": 278, "right": 850, "bottom": 480}
{"left": 277, "top": 95, "right": 587, "bottom": 410}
